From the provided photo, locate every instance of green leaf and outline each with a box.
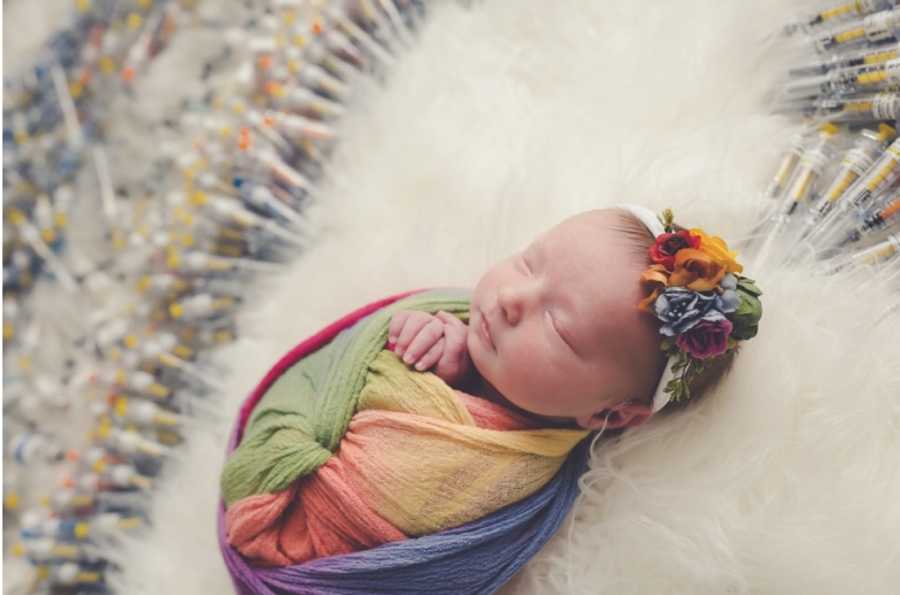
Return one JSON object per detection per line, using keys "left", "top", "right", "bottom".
{"left": 659, "top": 209, "right": 675, "bottom": 233}
{"left": 671, "top": 351, "right": 689, "bottom": 373}
{"left": 736, "top": 276, "right": 762, "bottom": 297}
{"left": 730, "top": 289, "right": 762, "bottom": 341}
{"left": 730, "top": 323, "right": 758, "bottom": 341}
{"left": 736, "top": 291, "right": 762, "bottom": 319}
{"left": 665, "top": 378, "right": 680, "bottom": 395}
{"left": 665, "top": 378, "right": 687, "bottom": 403}
{"left": 688, "top": 359, "right": 706, "bottom": 380}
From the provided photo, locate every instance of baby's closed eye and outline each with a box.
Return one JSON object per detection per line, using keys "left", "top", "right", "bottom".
{"left": 545, "top": 311, "right": 574, "bottom": 352}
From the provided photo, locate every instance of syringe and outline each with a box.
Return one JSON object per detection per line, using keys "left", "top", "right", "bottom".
{"left": 821, "top": 231, "right": 900, "bottom": 273}
{"left": 30, "top": 563, "right": 104, "bottom": 589}
{"left": 20, "top": 509, "right": 141, "bottom": 541}
{"left": 813, "top": 7, "right": 900, "bottom": 53}
{"left": 810, "top": 136, "right": 900, "bottom": 246}
{"left": 783, "top": 58, "right": 900, "bottom": 98}
{"left": 745, "top": 125, "right": 815, "bottom": 242}
{"left": 798, "top": 0, "right": 898, "bottom": 32}
{"left": 779, "top": 122, "right": 842, "bottom": 217}
{"left": 798, "top": 123, "right": 895, "bottom": 238}
{"left": 817, "top": 188, "right": 900, "bottom": 249}
{"left": 99, "top": 396, "right": 180, "bottom": 427}
{"left": 322, "top": 2, "right": 396, "bottom": 68}
{"left": 790, "top": 43, "right": 900, "bottom": 78}
{"left": 763, "top": 129, "right": 812, "bottom": 200}
{"left": 782, "top": 91, "right": 900, "bottom": 123}
{"left": 752, "top": 123, "right": 842, "bottom": 265}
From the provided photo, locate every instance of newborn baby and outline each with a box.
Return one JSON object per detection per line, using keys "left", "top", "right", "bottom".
{"left": 222, "top": 205, "right": 759, "bottom": 582}
{"left": 388, "top": 208, "right": 667, "bottom": 431}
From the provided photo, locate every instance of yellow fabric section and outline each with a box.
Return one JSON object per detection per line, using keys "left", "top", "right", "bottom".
{"left": 351, "top": 351, "right": 589, "bottom": 535}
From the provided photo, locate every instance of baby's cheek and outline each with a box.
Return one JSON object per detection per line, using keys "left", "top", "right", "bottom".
{"left": 502, "top": 341, "right": 544, "bottom": 388}
{"left": 514, "top": 342, "right": 569, "bottom": 388}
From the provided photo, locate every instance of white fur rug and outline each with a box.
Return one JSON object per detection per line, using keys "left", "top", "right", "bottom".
{"left": 112, "top": 1, "right": 900, "bottom": 593}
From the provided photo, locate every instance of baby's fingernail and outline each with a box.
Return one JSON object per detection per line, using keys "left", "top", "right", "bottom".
{"left": 415, "top": 361, "right": 426, "bottom": 371}
{"left": 403, "top": 354, "right": 414, "bottom": 364}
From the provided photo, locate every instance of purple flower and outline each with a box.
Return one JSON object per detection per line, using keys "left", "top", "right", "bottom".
{"left": 676, "top": 317, "right": 734, "bottom": 359}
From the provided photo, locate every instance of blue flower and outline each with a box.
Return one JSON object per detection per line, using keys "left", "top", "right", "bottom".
{"left": 719, "top": 274, "right": 740, "bottom": 313}
{"left": 653, "top": 288, "right": 727, "bottom": 337}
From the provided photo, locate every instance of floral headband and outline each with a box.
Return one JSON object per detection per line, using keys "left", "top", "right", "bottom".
{"left": 617, "top": 204, "right": 763, "bottom": 413}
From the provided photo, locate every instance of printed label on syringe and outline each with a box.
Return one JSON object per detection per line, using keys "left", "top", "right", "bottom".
{"left": 864, "top": 48, "right": 899, "bottom": 64}
{"left": 823, "top": 169, "right": 860, "bottom": 202}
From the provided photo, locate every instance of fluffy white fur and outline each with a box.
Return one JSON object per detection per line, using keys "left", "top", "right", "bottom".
{"left": 109, "top": 1, "right": 900, "bottom": 593}
{"left": 3, "top": 0, "right": 73, "bottom": 76}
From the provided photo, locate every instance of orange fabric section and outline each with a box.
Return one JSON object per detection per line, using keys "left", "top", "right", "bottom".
{"left": 226, "top": 389, "right": 541, "bottom": 565}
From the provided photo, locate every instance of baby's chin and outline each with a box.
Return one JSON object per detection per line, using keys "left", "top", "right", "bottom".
{"left": 490, "top": 389, "right": 578, "bottom": 428}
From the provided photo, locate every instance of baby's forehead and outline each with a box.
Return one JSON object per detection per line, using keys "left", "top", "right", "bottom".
{"left": 538, "top": 214, "right": 649, "bottom": 344}
{"left": 541, "top": 211, "right": 634, "bottom": 252}
{"left": 538, "top": 216, "right": 642, "bottom": 281}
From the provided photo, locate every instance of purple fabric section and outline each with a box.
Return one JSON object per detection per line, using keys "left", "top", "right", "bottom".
{"left": 218, "top": 417, "right": 588, "bottom": 595}
{"left": 217, "top": 291, "right": 590, "bottom": 594}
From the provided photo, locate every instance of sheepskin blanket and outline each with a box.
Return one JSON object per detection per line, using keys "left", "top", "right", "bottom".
{"left": 110, "top": 0, "right": 900, "bottom": 593}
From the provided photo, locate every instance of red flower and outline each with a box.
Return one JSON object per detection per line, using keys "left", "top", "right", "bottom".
{"left": 649, "top": 230, "right": 701, "bottom": 270}
{"left": 675, "top": 318, "right": 733, "bottom": 360}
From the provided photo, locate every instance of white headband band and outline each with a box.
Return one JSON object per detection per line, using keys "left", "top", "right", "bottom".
{"left": 614, "top": 203, "right": 676, "bottom": 414}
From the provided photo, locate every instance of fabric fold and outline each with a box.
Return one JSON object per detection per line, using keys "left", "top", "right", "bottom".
{"left": 219, "top": 288, "right": 591, "bottom": 593}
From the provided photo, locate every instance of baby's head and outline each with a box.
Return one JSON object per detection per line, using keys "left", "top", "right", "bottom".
{"left": 467, "top": 208, "right": 667, "bottom": 430}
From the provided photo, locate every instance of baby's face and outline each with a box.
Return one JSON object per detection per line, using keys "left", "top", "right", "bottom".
{"left": 467, "top": 210, "right": 664, "bottom": 427}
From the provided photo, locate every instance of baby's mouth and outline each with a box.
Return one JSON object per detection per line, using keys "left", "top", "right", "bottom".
{"left": 479, "top": 308, "right": 496, "bottom": 351}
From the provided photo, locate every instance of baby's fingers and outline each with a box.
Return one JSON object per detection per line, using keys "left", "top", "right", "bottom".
{"left": 414, "top": 337, "right": 445, "bottom": 371}
{"left": 401, "top": 318, "right": 444, "bottom": 365}
{"left": 440, "top": 315, "right": 468, "bottom": 362}
{"left": 435, "top": 316, "right": 470, "bottom": 382}
{"left": 434, "top": 311, "right": 464, "bottom": 328}
{"left": 388, "top": 311, "right": 412, "bottom": 345}
{"left": 392, "top": 311, "right": 431, "bottom": 353}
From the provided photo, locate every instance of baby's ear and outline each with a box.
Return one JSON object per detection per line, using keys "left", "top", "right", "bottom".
{"left": 575, "top": 401, "right": 653, "bottom": 430}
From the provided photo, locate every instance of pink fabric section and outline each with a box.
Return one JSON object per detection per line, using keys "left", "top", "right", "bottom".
{"left": 225, "top": 462, "right": 407, "bottom": 566}
{"left": 226, "top": 389, "right": 540, "bottom": 565}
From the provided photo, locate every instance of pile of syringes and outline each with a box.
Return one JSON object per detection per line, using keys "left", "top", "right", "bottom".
{"left": 6, "top": 0, "right": 900, "bottom": 592}
{"left": 754, "top": 0, "right": 900, "bottom": 296}
{"left": 3, "top": 1, "right": 425, "bottom": 592}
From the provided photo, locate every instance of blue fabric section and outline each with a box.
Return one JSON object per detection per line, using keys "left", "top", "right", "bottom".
{"left": 249, "top": 439, "right": 590, "bottom": 595}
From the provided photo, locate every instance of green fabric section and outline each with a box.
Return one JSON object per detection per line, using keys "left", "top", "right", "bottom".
{"left": 221, "top": 288, "right": 471, "bottom": 506}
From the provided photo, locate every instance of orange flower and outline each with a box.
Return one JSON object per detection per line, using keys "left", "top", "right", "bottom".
{"left": 668, "top": 248, "right": 725, "bottom": 291}
{"left": 689, "top": 228, "right": 743, "bottom": 274}
{"left": 638, "top": 264, "right": 670, "bottom": 311}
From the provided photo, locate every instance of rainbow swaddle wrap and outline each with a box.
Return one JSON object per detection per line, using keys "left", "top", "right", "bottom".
{"left": 218, "top": 288, "right": 591, "bottom": 594}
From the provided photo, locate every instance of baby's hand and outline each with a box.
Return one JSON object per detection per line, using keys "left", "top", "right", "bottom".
{"left": 388, "top": 310, "right": 472, "bottom": 385}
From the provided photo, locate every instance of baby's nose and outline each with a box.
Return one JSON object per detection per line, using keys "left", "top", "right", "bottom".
{"left": 498, "top": 284, "right": 539, "bottom": 325}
